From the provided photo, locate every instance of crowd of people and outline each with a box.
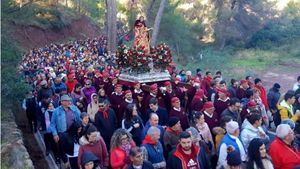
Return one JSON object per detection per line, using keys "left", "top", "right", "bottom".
{"left": 19, "top": 35, "right": 300, "bottom": 169}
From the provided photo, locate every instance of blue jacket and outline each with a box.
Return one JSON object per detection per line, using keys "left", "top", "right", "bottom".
{"left": 142, "top": 141, "right": 165, "bottom": 165}
{"left": 50, "top": 105, "right": 81, "bottom": 136}
{"left": 51, "top": 82, "right": 67, "bottom": 93}
{"left": 218, "top": 133, "right": 241, "bottom": 155}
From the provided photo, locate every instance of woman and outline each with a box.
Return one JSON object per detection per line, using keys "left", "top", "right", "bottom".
{"left": 60, "top": 121, "right": 82, "bottom": 169}
{"left": 78, "top": 124, "right": 109, "bottom": 169}
{"left": 81, "top": 79, "right": 97, "bottom": 104}
{"left": 44, "top": 102, "right": 56, "bottom": 156}
{"left": 121, "top": 103, "right": 144, "bottom": 146}
{"left": 246, "top": 138, "right": 274, "bottom": 169}
{"left": 87, "top": 93, "right": 99, "bottom": 123}
{"left": 253, "top": 88, "right": 269, "bottom": 127}
{"left": 193, "top": 111, "right": 215, "bottom": 154}
{"left": 133, "top": 16, "right": 150, "bottom": 54}
{"left": 110, "top": 128, "right": 136, "bottom": 169}
{"left": 71, "top": 83, "right": 83, "bottom": 104}
{"left": 98, "top": 88, "right": 109, "bottom": 103}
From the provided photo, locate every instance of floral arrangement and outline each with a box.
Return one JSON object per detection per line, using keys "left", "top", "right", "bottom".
{"left": 116, "top": 43, "right": 173, "bottom": 73}
{"left": 151, "top": 43, "right": 172, "bottom": 70}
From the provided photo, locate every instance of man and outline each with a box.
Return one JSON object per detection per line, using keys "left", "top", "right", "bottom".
{"left": 267, "top": 83, "right": 281, "bottom": 126}
{"left": 267, "top": 83, "right": 281, "bottom": 113}
{"left": 94, "top": 99, "right": 117, "bottom": 150}
{"left": 50, "top": 95, "right": 81, "bottom": 164}
{"left": 141, "top": 126, "right": 166, "bottom": 169}
{"left": 202, "top": 101, "right": 220, "bottom": 131}
{"left": 65, "top": 73, "right": 77, "bottom": 93}
{"left": 143, "top": 113, "right": 165, "bottom": 142}
{"left": 132, "top": 81, "right": 145, "bottom": 113}
{"left": 254, "top": 78, "right": 268, "bottom": 110}
{"left": 52, "top": 77, "right": 67, "bottom": 94}
{"left": 269, "top": 124, "right": 300, "bottom": 169}
{"left": 240, "top": 100, "right": 258, "bottom": 121}
{"left": 162, "top": 81, "right": 177, "bottom": 112}
{"left": 167, "top": 131, "right": 211, "bottom": 169}
{"left": 128, "top": 147, "right": 154, "bottom": 169}
{"left": 50, "top": 95, "right": 81, "bottom": 141}
{"left": 240, "top": 113, "right": 269, "bottom": 149}
{"left": 278, "top": 90, "right": 299, "bottom": 126}
{"left": 163, "top": 117, "right": 182, "bottom": 152}
{"left": 169, "top": 97, "right": 189, "bottom": 130}
{"left": 228, "top": 79, "right": 238, "bottom": 99}
{"left": 190, "top": 89, "right": 205, "bottom": 112}
{"left": 221, "top": 98, "right": 242, "bottom": 125}
{"left": 144, "top": 84, "right": 159, "bottom": 110}
{"left": 109, "top": 83, "right": 124, "bottom": 125}
{"left": 23, "top": 90, "right": 38, "bottom": 133}
{"left": 201, "top": 71, "right": 213, "bottom": 94}
{"left": 120, "top": 90, "right": 137, "bottom": 118}
{"left": 37, "top": 80, "right": 53, "bottom": 109}
{"left": 217, "top": 121, "right": 246, "bottom": 168}
{"left": 214, "top": 88, "right": 230, "bottom": 118}
{"left": 145, "top": 98, "right": 168, "bottom": 126}
{"left": 236, "top": 79, "right": 249, "bottom": 100}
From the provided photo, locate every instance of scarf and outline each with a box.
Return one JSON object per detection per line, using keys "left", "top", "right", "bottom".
{"left": 142, "top": 135, "right": 158, "bottom": 145}
{"left": 121, "top": 143, "right": 132, "bottom": 155}
{"left": 98, "top": 108, "right": 108, "bottom": 119}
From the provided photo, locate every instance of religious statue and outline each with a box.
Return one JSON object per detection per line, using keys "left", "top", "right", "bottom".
{"left": 133, "top": 16, "right": 151, "bottom": 54}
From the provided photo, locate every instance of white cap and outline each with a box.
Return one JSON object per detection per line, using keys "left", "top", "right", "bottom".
{"left": 226, "top": 121, "right": 239, "bottom": 134}
{"left": 276, "top": 124, "right": 291, "bottom": 139}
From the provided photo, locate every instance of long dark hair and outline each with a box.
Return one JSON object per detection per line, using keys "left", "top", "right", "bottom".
{"left": 124, "top": 103, "right": 135, "bottom": 121}
{"left": 246, "top": 138, "right": 265, "bottom": 169}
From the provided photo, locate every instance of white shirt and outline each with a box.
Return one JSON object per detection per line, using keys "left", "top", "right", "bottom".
{"left": 67, "top": 143, "right": 80, "bottom": 157}
{"left": 293, "top": 82, "right": 300, "bottom": 91}
{"left": 217, "top": 134, "right": 247, "bottom": 168}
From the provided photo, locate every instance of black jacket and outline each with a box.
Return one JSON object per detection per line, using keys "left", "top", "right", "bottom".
{"left": 145, "top": 107, "right": 169, "bottom": 126}
{"left": 167, "top": 144, "right": 211, "bottom": 169}
{"left": 94, "top": 108, "right": 117, "bottom": 144}
{"left": 267, "top": 87, "right": 281, "bottom": 110}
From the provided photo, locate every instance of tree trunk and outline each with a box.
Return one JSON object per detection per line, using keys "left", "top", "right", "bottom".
{"left": 145, "top": 0, "right": 156, "bottom": 24}
{"left": 151, "top": 0, "right": 167, "bottom": 46}
{"left": 106, "top": 0, "right": 117, "bottom": 53}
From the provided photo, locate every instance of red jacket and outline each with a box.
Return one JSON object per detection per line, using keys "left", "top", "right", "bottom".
{"left": 269, "top": 138, "right": 300, "bottom": 169}
{"left": 255, "top": 85, "right": 268, "bottom": 110}
{"left": 66, "top": 80, "right": 78, "bottom": 93}
{"left": 110, "top": 142, "right": 136, "bottom": 169}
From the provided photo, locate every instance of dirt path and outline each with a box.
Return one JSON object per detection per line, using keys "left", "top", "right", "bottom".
{"left": 256, "top": 62, "right": 300, "bottom": 93}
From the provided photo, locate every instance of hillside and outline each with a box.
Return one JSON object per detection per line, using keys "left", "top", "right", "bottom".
{"left": 1, "top": 1, "right": 103, "bottom": 168}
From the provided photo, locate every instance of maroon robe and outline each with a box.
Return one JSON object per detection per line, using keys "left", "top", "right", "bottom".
{"left": 190, "top": 97, "right": 204, "bottom": 112}
{"left": 203, "top": 111, "right": 219, "bottom": 132}
{"left": 214, "top": 98, "right": 230, "bottom": 119}
{"left": 164, "top": 90, "right": 177, "bottom": 112}
{"left": 109, "top": 92, "right": 124, "bottom": 124}
{"left": 236, "top": 87, "right": 246, "bottom": 100}
{"left": 169, "top": 107, "right": 189, "bottom": 130}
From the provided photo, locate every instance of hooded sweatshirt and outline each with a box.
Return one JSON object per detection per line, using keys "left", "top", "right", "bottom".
{"left": 87, "top": 93, "right": 99, "bottom": 122}
{"left": 78, "top": 132, "right": 109, "bottom": 168}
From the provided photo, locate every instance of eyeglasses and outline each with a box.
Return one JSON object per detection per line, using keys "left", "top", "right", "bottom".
{"left": 85, "top": 83, "right": 91, "bottom": 86}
